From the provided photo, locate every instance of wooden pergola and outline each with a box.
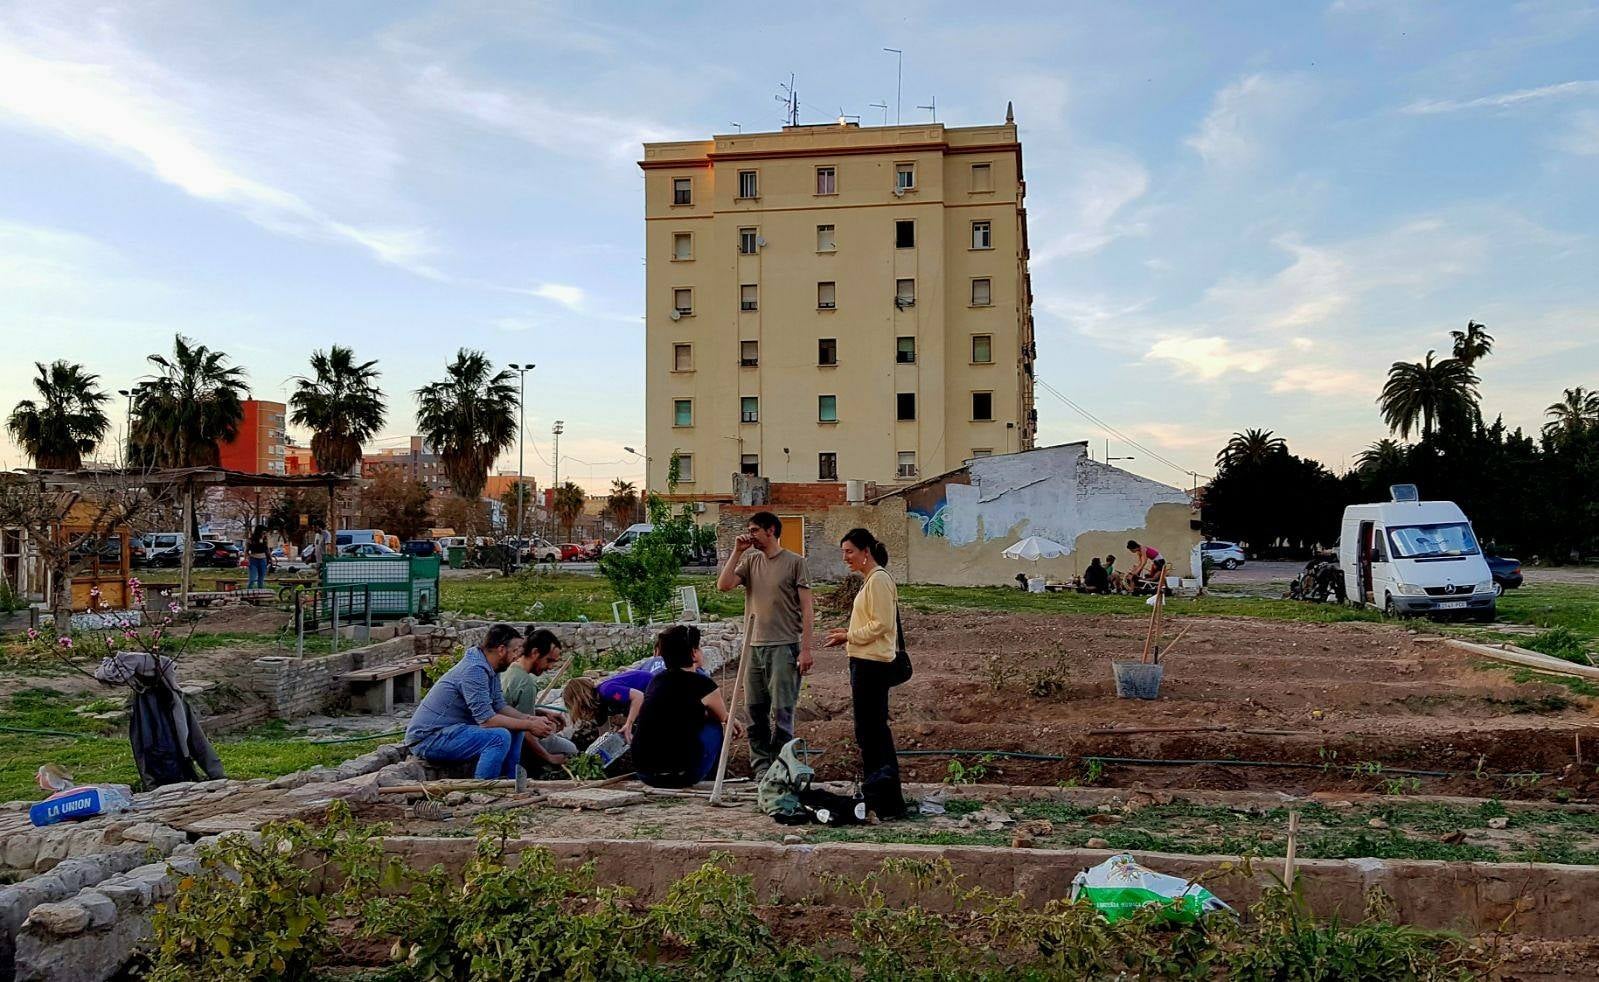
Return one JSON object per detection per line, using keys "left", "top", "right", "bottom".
{"left": 27, "top": 466, "right": 359, "bottom": 607}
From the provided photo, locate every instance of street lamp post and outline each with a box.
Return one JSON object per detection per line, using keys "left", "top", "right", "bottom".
{"left": 117, "top": 384, "right": 144, "bottom": 464}
{"left": 508, "top": 363, "right": 535, "bottom": 559}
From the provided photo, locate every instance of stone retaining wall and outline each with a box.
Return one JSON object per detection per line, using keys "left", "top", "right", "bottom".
{"left": 248, "top": 634, "right": 424, "bottom": 719}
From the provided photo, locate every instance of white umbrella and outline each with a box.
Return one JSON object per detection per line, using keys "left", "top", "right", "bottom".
{"left": 1002, "top": 535, "right": 1070, "bottom": 561}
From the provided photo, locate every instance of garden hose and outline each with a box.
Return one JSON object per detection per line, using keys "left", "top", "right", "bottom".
{"left": 0, "top": 724, "right": 94, "bottom": 739}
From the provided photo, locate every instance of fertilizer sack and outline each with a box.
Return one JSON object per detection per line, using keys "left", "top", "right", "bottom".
{"left": 1070, "top": 854, "right": 1230, "bottom": 924}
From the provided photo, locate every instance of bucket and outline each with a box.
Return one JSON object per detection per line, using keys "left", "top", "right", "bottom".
{"left": 1112, "top": 661, "right": 1164, "bottom": 700}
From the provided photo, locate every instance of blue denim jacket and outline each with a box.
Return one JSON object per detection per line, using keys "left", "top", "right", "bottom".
{"left": 405, "top": 647, "right": 505, "bottom": 743}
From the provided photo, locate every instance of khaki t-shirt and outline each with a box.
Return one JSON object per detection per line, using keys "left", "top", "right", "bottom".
{"left": 734, "top": 548, "right": 811, "bottom": 645}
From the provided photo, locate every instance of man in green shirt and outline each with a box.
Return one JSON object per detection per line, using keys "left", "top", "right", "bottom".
{"left": 501, "top": 628, "right": 579, "bottom": 772}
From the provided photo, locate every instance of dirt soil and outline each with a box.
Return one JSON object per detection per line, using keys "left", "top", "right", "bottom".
{"left": 769, "top": 611, "right": 1599, "bottom": 799}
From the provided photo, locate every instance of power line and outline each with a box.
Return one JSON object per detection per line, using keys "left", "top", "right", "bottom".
{"left": 1034, "top": 377, "right": 1213, "bottom": 482}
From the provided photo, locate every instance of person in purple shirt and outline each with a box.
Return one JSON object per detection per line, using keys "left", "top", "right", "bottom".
{"left": 404, "top": 623, "right": 557, "bottom": 778}
{"left": 564, "top": 667, "right": 652, "bottom": 743}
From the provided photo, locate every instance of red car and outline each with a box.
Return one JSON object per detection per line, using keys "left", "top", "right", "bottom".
{"left": 558, "top": 543, "right": 588, "bottom": 562}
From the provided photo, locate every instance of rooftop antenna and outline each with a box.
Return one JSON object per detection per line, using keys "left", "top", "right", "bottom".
{"left": 883, "top": 48, "right": 902, "bottom": 124}
{"left": 869, "top": 100, "right": 889, "bottom": 125}
{"left": 836, "top": 107, "right": 860, "bottom": 125}
{"left": 917, "top": 95, "right": 937, "bottom": 121}
{"left": 729, "top": 121, "right": 742, "bottom": 132}
{"left": 775, "top": 74, "right": 799, "bottom": 127}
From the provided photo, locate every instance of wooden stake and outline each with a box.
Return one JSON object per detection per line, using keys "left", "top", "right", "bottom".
{"left": 1140, "top": 577, "right": 1166, "bottom": 664}
{"left": 1284, "top": 810, "right": 1300, "bottom": 891}
{"left": 708, "top": 608, "right": 752, "bottom": 805}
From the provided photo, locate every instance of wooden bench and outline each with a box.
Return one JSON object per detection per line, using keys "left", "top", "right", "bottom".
{"left": 339, "top": 658, "right": 431, "bottom": 715}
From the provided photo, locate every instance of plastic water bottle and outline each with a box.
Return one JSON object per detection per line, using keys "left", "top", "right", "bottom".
{"left": 584, "top": 731, "right": 627, "bottom": 767}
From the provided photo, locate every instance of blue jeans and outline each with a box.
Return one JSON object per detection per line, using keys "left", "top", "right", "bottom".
{"left": 639, "top": 720, "right": 723, "bottom": 789}
{"left": 247, "top": 557, "right": 268, "bottom": 589}
{"left": 413, "top": 723, "right": 525, "bottom": 779}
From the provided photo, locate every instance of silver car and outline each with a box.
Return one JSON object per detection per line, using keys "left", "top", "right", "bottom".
{"left": 1201, "top": 540, "right": 1247, "bottom": 569}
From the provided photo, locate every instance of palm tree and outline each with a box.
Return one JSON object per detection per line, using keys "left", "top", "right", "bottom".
{"left": 289, "top": 345, "right": 386, "bottom": 474}
{"left": 414, "top": 349, "right": 518, "bottom": 501}
{"left": 1215, "top": 429, "right": 1287, "bottom": 469}
{"left": 607, "top": 478, "right": 638, "bottom": 532}
{"left": 1543, "top": 387, "right": 1599, "bottom": 440}
{"left": 1449, "top": 320, "right": 1494, "bottom": 367}
{"left": 1378, "top": 350, "right": 1478, "bottom": 441}
{"left": 1355, "top": 438, "right": 1408, "bottom": 474}
{"left": 6, "top": 361, "right": 111, "bottom": 469}
{"left": 552, "top": 481, "right": 587, "bottom": 541}
{"left": 132, "top": 335, "right": 248, "bottom": 467}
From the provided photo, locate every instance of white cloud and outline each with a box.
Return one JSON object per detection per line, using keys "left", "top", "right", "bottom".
{"left": 1400, "top": 79, "right": 1599, "bottom": 115}
{"left": 1186, "top": 73, "right": 1315, "bottom": 169}
{"left": 1029, "top": 148, "right": 1149, "bottom": 263}
{"left": 1270, "top": 366, "right": 1369, "bottom": 396}
{"left": 1144, "top": 335, "right": 1275, "bottom": 380}
{"left": 532, "top": 283, "right": 586, "bottom": 310}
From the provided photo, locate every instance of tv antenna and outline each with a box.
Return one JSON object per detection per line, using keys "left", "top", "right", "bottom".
{"left": 882, "top": 48, "right": 902, "bottom": 124}
{"left": 917, "top": 96, "right": 937, "bottom": 121}
{"left": 869, "top": 100, "right": 889, "bottom": 125}
{"left": 836, "top": 107, "right": 860, "bottom": 125}
{"left": 775, "top": 74, "right": 799, "bottom": 127}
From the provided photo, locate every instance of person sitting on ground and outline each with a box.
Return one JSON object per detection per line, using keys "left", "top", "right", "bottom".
{"left": 1104, "top": 554, "right": 1126, "bottom": 593}
{"left": 501, "top": 628, "right": 579, "bottom": 773}
{"left": 562, "top": 666, "right": 651, "bottom": 744}
{"left": 631, "top": 625, "right": 744, "bottom": 788}
{"left": 1082, "top": 556, "right": 1109, "bottom": 594}
{"left": 1127, "top": 539, "right": 1165, "bottom": 587}
{"left": 404, "top": 623, "right": 557, "bottom": 779}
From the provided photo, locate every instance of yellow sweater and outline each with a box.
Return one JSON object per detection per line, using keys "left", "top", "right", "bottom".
{"left": 847, "top": 567, "right": 898, "bottom": 662}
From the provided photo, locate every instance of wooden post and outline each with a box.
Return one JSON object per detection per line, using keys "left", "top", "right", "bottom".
{"left": 709, "top": 608, "right": 752, "bottom": 805}
{"left": 179, "top": 478, "right": 194, "bottom": 608}
{"left": 1284, "top": 810, "right": 1300, "bottom": 891}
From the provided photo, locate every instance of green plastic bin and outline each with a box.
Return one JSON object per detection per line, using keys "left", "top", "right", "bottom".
{"left": 448, "top": 545, "right": 467, "bottom": 568}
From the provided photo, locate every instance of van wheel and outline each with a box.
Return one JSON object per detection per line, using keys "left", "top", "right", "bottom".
{"left": 1383, "top": 594, "right": 1399, "bottom": 618}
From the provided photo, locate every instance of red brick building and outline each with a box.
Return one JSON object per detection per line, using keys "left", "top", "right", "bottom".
{"left": 218, "top": 400, "right": 288, "bottom": 474}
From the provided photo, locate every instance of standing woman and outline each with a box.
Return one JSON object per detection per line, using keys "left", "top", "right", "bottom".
{"left": 246, "top": 526, "right": 270, "bottom": 590}
{"left": 824, "top": 528, "right": 907, "bottom": 819}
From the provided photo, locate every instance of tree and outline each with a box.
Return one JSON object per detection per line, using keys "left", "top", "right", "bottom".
{"left": 6, "top": 361, "right": 111, "bottom": 469}
{"left": 432, "top": 494, "right": 488, "bottom": 536}
{"left": 1449, "top": 320, "right": 1494, "bottom": 367}
{"left": 1215, "top": 429, "right": 1287, "bottom": 470}
{"left": 289, "top": 345, "right": 386, "bottom": 474}
{"left": 1354, "top": 439, "right": 1408, "bottom": 474}
{"left": 360, "top": 470, "right": 433, "bottom": 540}
{"left": 551, "top": 482, "right": 587, "bottom": 541}
{"left": 607, "top": 479, "right": 639, "bottom": 532}
{"left": 414, "top": 350, "right": 517, "bottom": 502}
{"left": 131, "top": 334, "right": 248, "bottom": 468}
{"left": 1378, "top": 350, "right": 1479, "bottom": 442}
{"left": 1543, "top": 387, "right": 1599, "bottom": 441}
{"left": 267, "top": 488, "right": 328, "bottom": 548}
{"left": 498, "top": 480, "right": 538, "bottom": 533}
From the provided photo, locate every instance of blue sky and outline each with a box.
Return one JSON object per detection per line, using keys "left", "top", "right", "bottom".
{"left": 2, "top": 1, "right": 1596, "bottom": 492}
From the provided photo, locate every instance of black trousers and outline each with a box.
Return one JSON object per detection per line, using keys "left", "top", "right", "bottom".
{"left": 849, "top": 657, "right": 906, "bottom": 817}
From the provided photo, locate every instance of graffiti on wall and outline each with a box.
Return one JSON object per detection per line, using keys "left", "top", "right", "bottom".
{"left": 903, "top": 475, "right": 967, "bottom": 539}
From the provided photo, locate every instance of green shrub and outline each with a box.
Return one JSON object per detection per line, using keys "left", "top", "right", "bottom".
{"left": 1524, "top": 626, "right": 1594, "bottom": 665}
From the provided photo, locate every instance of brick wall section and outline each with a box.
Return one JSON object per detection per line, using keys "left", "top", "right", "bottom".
{"left": 769, "top": 483, "right": 847, "bottom": 507}
{"left": 249, "top": 634, "right": 423, "bottom": 719}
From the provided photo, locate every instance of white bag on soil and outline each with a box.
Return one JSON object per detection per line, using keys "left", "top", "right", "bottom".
{"left": 1069, "top": 853, "right": 1231, "bottom": 924}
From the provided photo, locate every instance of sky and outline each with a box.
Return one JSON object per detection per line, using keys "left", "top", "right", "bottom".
{"left": 2, "top": 0, "right": 1597, "bottom": 493}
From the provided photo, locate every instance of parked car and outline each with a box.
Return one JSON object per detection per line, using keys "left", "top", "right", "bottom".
{"left": 558, "top": 542, "right": 587, "bottom": 562}
{"left": 401, "top": 539, "right": 439, "bottom": 558}
{"left": 1200, "top": 540, "right": 1247, "bottom": 570}
{"left": 522, "top": 537, "right": 561, "bottom": 563}
{"left": 194, "top": 540, "right": 243, "bottom": 568}
{"left": 269, "top": 546, "right": 311, "bottom": 573}
{"left": 1485, "top": 555, "right": 1524, "bottom": 596}
{"left": 136, "top": 532, "right": 185, "bottom": 567}
{"left": 339, "top": 542, "right": 401, "bottom": 558}
{"left": 602, "top": 523, "right": 654, "bottom": 556}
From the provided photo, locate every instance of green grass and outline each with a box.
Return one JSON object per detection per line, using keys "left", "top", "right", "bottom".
{"left": 0, "top": 689, "right": 385, "bottom": 801}
{"left": 1498, "top": 582, "right": 1599, "bottom": 639}
{"left": 439, "top": 573, "right": 743, "bottom": 622}
{"left": 895, "top": 584, "right": 1387, "bottom": 625}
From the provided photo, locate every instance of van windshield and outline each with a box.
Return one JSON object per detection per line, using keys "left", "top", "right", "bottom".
{"left": 1387, "top": 522, "right": 1480, "bottom": 559}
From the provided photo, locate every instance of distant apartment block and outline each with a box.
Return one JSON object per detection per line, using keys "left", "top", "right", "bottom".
{"left": 362, "top": 436, "right": 454, "bottom": 494}
{"left": 219, "top": 400, "right": 288, "bottom": 474}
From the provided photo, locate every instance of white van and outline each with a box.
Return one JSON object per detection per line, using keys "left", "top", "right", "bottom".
{"left": 1339, "top": 487, "right": 1495, "bottom": 621}
{"left": 602, "top": 523, "right": 655, "bottom": 556}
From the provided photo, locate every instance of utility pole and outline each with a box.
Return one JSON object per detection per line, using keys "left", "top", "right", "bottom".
{"left": 552, "top": 420, "right": 564, "bottom": 492}
{"left": 509, "top": 363, "right": 534, "bottom": 551}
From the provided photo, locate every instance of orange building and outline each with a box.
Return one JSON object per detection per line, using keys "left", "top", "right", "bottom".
{"left": 219, "top": 400, "right": 288, "bottom": 474}
{"left": 284, "top": 442, "right": 315, "bottom": 476}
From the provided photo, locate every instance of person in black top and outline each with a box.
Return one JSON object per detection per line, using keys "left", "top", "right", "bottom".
{"left": 632, "top": 625, "right": 743, "bottom": 788}
{"left": 1082, "top": 556, "right": 1109, "bottom": 594}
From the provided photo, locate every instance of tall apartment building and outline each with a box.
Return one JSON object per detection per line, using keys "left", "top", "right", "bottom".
{"left": 640, "top": 113, "right": 1036, "bottom": 497}
{"left": 361, "top": 436, "right": 454, "bottom": 494}
{"left": 218, "top": 400, "right": 288, "bottom": 474}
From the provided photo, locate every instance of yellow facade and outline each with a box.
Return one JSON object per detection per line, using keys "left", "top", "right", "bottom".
{"left": 640, "top": 117, "right": 1036, "bottom": 496}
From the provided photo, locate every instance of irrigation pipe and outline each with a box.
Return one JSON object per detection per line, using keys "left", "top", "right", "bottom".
{"left": 0, "top": 724, "right": 93, "bottom": 739}
{"left": 892, "top": 748, "right": 1553, "bottom": 781}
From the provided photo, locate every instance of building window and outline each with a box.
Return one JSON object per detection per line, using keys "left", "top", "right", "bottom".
{"left": 896, "top": 336, "right": 916, "bottom": 364}
{"left": 740, "top": 340, "right": 759, "bottom": 366}
{"left": 818, "top": 338, "right": 838, "bottom": 365}
{"left": 740, "top": 454, "right": 760, "bottom": 476}
{"left": 972, "top": 220, "right": 992, "bottom": 249}
{"left": 673, "top": 343, "right": 693, "bottom": 371}
{"left": 678, "top": 454, "right": 695, "bottom": 482}
{"left": 971, "top": 278, "right": 992, "bottom": 306}
{"left": 971, "top": 162, "right": 992, "bottom": 192}
{"left": 897, "top": 451, "right": 918, "bottom": 479}
{"left": 815, "top": 166, "right": 836, "bottom": 195}
{"left": 739, "top": 227, "right": 758, "bottom": 255}
{"left": 741, "top": 396, "right": 759, "bottom": 423}
{"left": 897, "top": 392, "right": 916, "bottom": 420}
{"left": 672, "top": 232, "right": 693, "bottom": 260}
{"left": 740, "top": 284, "right": 758, "bottom": 311}
{"left": 972, "top": 448, "right": 993, "bottom": 458}
{"left": 818, "top": 452, "right": 838, "bottom": 481}
{"left": 672, "top": 177, "right": 692, "bottom": 205}
{"left": 895, "top": 220, "right": 915, "bottom": 249}
{"left": 895, "top": 162, "right": 915, "bottom": 190}
{"left": 738, "top": 170, "right": 759, "bottom": 199}
{"left": 673, "top": 399, "right": 693, "bottom": 427}
{"left": 817, "top": 281, "right": 836, "bottom": 309}
{"left": 818, "top": 395, "right": 838, "bottom": 422}
{"left": 673, "top": 288, "right": 693, "bottom": 315}
{"left": 971, "top": 334, "right": 993, "bottom": 364}
{"left": 972, "top": 391, "right": 993, "bottom": 421}
{"left": 895, "top": 278, "right": 915, "bottom": 308}
{"left": 816, "top": 224, "right": 835, "bottom": 251}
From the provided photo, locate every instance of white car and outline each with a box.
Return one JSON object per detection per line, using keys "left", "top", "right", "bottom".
{"left": 1201, "top": 540, "right": 1247, "bottom": 569}
{"left": 602, "top": 523, "right": 655, "bottom": 555}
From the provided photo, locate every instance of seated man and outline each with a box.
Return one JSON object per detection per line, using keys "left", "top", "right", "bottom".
{"left": 404, "top": 623, "right": 556, "bottom": 779}
{"left": 632, "top": 625, "right": 744, "bottom": 788}
{"left": 502, "top": 628, "right": 579, "bottom": 774}
{"left": 1082, "top": 556, "right": 1109, "bottom": 594}
{"left": 1104, "top": 553, "right": 1126, "bottom": 593}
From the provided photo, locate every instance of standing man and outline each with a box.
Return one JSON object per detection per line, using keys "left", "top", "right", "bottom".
{"left": 502, "top": 628, "right": 579, "bottom": 771}
{"left": 715, "top": 511, "right": 812, "bottom": 782}
{"left": 405, "top": 623, "right": 556, "bottom": 779}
